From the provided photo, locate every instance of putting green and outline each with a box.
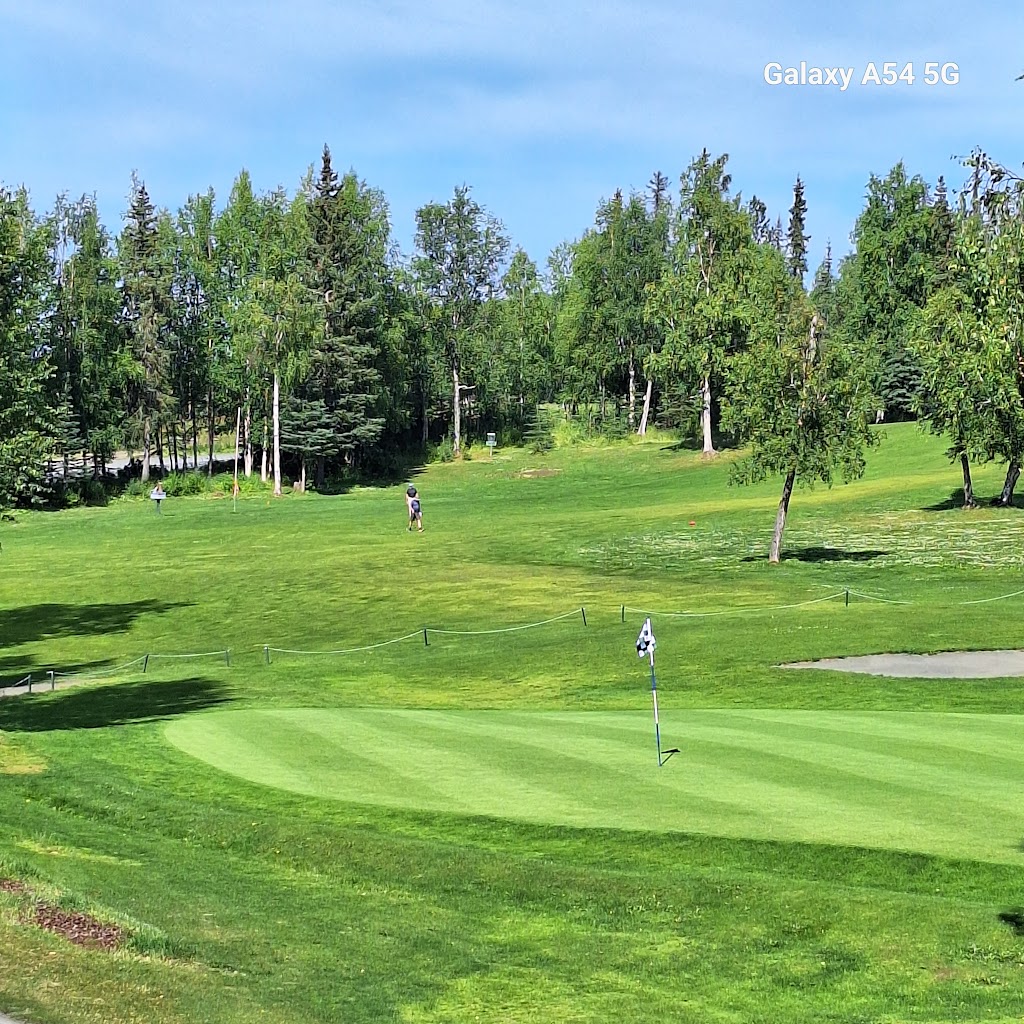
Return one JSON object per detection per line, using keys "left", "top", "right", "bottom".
{"left": 165, "top": 708, "right": 1024, "bottom": 864}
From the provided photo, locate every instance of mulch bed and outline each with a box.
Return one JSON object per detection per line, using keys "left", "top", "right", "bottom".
{"left": 1, "top": 877, "right": 124, "bottom": 950}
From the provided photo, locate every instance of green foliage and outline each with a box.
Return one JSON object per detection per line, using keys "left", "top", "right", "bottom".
{"left": 646, "top": 150, "right": 753, "bottom": 452}
{"left": 0, "top": 187, "right": 57, "bottom": 509}
{"left": 723, "top": 241, "right": 880, "bottom": 558}
{"left": 162, "top": 471, "right": 206, "bottom": 496}
{"left": 524, "top": 406, "right": 556, "bottom": 454}
{"left": 414, "top": 185, "right": 510, "bottom": 454}
{"left": 303, "top": 147, "right": 388, "bottom": 470}
{"left": 429, "top": 435, "right": 456, "bottom": 462}
{"left": 786, "top": 175, "right": 809, "bottom": 279}
{"left": 830, "top": 163, "right": 941, "bottom": 420}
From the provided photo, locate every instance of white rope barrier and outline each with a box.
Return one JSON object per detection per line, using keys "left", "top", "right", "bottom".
{"left": 263, "top": 631, "right": 424, "bottom": 658}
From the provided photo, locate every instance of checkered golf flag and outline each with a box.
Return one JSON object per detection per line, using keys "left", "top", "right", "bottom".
{"left": 636, "top": 617, "right": 656, "bottom": 658}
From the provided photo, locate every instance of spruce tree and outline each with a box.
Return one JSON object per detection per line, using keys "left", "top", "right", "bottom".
{"left": 119, "top": 176, "right": 172, "bottom": 481}
{"left": 306, "top": 145, "right": 386, "bottom": 482}
{"left": 786, "top": 176, "right": 809, "bottom": 280}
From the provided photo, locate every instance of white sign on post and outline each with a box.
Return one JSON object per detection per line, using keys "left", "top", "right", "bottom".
{"left": 486, "top": 432, "right": 496, "bottom": 459}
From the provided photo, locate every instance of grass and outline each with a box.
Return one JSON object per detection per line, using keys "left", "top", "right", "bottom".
{"left": 1, "top": 423, "right": 1024, "bottom": 1021}
{"left": 165, "top": 707, "right": 1024, "bottom": 863}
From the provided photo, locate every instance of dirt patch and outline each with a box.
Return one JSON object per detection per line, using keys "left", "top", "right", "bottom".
{"left": 781, "top": 650, "right": 1024, "bottom": 678}
{"left": 518, "top": 468, "right": 561, "bottom": 478}
{"left": 31, "top": 902, "right": 125, "bottom": 950}
{"left": 1, "top": 877, "right": 124, "bottom": 950}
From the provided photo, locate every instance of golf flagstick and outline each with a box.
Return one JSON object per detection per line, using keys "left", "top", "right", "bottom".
{"left": 636, "top": 616, "right": 679, "bottom": 766}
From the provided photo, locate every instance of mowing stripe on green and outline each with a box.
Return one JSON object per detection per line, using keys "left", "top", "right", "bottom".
{"left": 165, "top": 708, "right": 1024, "bottom": 864}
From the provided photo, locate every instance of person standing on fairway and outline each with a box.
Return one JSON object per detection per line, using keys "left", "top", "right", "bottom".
{"left": 406, "top": 485, "right": 423, "bottom": 532}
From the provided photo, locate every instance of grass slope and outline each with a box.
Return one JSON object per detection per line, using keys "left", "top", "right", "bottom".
{"left": 1, "top": 424, "right": 1024, "bottom": 1022}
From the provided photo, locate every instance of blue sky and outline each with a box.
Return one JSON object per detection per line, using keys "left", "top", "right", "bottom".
{"left": 3, "top": 0, "right": 1023, "bottom": 276}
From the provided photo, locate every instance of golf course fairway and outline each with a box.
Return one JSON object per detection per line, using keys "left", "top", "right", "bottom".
{"left": 166, "top": 707, "right": 1024, "bottom": 864}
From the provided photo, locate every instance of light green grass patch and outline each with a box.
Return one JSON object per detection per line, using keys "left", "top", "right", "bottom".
{"left": 167, "top": 707, "right": 1024, "bottom": 864}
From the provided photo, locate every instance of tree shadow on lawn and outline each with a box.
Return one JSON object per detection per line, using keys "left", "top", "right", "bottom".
{"left": 0, "top": 600, "right": 191, "bottom": 649}
{"left": 741, "top": 547, "right": 889, "bottom": 563}
{"left": 0, "top": 654, "right": 124, "bottom": 690}
{"left": 921, "top": 489, "right": 1015, "bottom": 512}
{"left": 0, "top": 677, "right": 231, "bottom": 732}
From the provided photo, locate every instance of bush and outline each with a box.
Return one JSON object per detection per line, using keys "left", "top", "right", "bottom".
{"left": 430, "top": 437, "right": 455, "bottom": 463}
{"left": 524, "top": 412, "right": 555, "bottom": 454}
{"left": 162, "top": 472, "right": 206, "bottom": 497}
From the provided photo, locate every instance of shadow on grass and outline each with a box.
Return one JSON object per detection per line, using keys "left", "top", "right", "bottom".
{"left": 998, "top": 908, "right": 1024, "bottom": 936}
{"left": 0, "top": 677, "right": 231, "bottom": 732}
{"left": 0, "top": 600, "right": 191, "bottom": 649}
{"left": 741, "top": 547, "right": 889, "bottom": 564}
{"left": 0, "top": 656, "right": 121, "bottom": 689}
{"left": 921, "top": 490, "right": 983, "bottom": 512}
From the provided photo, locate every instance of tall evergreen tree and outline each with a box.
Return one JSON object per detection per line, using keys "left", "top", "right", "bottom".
{"left": 118, "top": 176, "right": 172, "bottom": 481}
{"left": 786, "top": 176, "right": 809, "bottom": 280}
{"left": 304, "top": 146, "right": 387, "bottom": 483}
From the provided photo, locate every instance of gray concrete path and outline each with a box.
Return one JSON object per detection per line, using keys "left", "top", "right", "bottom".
{"left": 782, "top": 649, "right": 1024, "bottom": 678}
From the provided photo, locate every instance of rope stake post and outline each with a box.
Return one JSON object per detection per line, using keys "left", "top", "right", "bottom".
{"left": 581, "top": 606, "right": 587, "bottom": 626}
{"left": 845, "top": 589, "right": 849, "bottom": 607}
{"left": 424, "top": 628, "right": 429, "bottom": 647}
{"left": 225, "top": 649, "right": 231, "bottom": 667}
{"left": 48, "top": 671, "right": 55, "bottom": 690}
{"left": 143, "top": 655, "right": 149, "bottom": 674}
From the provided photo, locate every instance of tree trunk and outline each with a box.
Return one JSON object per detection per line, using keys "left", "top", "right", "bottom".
{"left": 638, "top": 378, "right": 653, "bottom": 436}
{"left": 961, "top": 453, "right": 978, "bottom": 509}
{"left": 207, "top": 386, "right": 215, "bottom": 477}
{"left": 701, "top": 375, "right": 716, "bottom": 455}
{"left": 261, "top": 418, "right": 268, "bottom": 483}
{"left": 769, "top": 469, "right": 796, "bottom": 564}
{"left": 243, "top": 398, "right": 253, "bottom": 478}
{"left": 995, "top": 461, "right": 1021, "bottom": 507}
{"left": 315, "top": 456, "right": 325, "bottom": 490}
{"left": 452, "top": 365, "right": 462, "bottom": 455}
{"left": 141, "top": 417, "right": 151, "bottom": 482}
{"left": 170, "top": 422, "right": 179, "bottom": 472}
{"left": 299, "top": 459, "right": 306, "bottom": 493}
{"left": 273, "top": 372, "right": 282, "bottom": 496}
{"left": 421, "top": 387, "right": 429, "bottom": 447}
{"left": 191, "top": 401, "right": 199, "bottom": 470}
{"left": 156, "top": 426, "right": 165, "bottom": 474}
{"left": 627, "top": 353, "right": 636, "bottom": 430}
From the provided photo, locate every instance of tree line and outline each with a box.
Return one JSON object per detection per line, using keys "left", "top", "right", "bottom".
{"left": 1, "top": 144, "right": 1020, "bottom": 556}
